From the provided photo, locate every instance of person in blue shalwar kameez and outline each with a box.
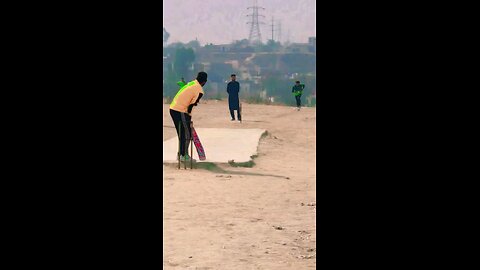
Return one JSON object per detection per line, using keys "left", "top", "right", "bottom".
{"left": 226, "top": 74, "right": 241, "bottom": 121}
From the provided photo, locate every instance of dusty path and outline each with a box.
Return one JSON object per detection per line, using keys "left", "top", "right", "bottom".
{"left": 163, "top": 100, "right": 316, "bottom": 269}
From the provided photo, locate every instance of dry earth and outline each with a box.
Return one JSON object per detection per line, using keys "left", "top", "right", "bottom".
{"left": 163, "top": 100, "right": 316, "bottom": 269}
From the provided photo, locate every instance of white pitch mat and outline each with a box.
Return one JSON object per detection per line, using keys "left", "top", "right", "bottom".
{"left": 163, "top": 128, "right": 266, "bottom": 163}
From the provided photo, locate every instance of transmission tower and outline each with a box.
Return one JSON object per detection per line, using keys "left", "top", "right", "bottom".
{"left": 246, "top": 0, "right": 265, "bottom": 44}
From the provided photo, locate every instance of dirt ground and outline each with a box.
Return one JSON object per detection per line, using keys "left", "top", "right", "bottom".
{"left": 163, "top": 100, "right": 316, "bottom": 269}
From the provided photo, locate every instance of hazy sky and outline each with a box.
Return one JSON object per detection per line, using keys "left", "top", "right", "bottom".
{"left": 163, "top": 0, "right": 316, "bottom": 45}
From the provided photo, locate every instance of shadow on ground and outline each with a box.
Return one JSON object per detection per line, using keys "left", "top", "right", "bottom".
{"left": 164, "top": 161, "right": 289, "bottom": 180}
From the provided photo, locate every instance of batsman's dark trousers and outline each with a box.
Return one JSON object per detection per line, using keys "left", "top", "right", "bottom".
{"left": 170, "top": 109, "right": 191, "bottom": 156}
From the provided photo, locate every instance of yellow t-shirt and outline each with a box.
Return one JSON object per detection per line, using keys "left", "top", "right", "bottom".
{"left": 169, "top": 80, "right": 204, "bottom": 113}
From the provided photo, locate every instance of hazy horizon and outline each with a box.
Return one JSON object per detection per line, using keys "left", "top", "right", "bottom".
{"left": 163, "top": 0, "right": 316, "bottom": 45}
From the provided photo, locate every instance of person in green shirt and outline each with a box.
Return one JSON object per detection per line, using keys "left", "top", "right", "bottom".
{"left": 176, "top": 77, "right": 186, "bottom": 88}
{"left": 292, "top": 80, "right": 305, "bottom": 111}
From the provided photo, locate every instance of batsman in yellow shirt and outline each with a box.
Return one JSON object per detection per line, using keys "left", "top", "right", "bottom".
{"left": 169, "top": 71, "right": 207, "bottom": 162}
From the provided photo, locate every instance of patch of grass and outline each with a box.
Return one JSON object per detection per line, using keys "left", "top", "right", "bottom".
{"left": 228, "top": 160, "right": 255, "bottom": 168}
{"left": 227, "top": 153, "right": 260, "bottom": 168}
{"left": 194, "top": 162, "right": 227, "bottom": 173}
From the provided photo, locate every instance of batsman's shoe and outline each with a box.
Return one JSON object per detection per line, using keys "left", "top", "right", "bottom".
{"left": 180, "top": 154, "right": 196, "bottom": 162}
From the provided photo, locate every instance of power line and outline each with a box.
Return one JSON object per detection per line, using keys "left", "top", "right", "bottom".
{"left": 270, "top": 16, "right": 274, "bottom": 42}
{"left": 276, "top": 21, "right": 281, "bottom": 43}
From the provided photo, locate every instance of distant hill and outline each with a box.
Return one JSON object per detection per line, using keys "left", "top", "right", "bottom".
{"left": 163, "top": 0, "right": 316, "bottom": 45}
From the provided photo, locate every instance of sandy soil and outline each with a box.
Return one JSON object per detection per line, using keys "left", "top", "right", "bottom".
{"left": 163, "top": 100, "right": 316, "bottom": 269}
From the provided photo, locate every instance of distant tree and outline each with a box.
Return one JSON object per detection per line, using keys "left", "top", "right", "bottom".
{"left": 162, "top": 47, "right": 196, "bottom": 99}
{"left": 163, "top": 47, "right": 176, "bottom": 57}
{"left": 163, "top": 28, "right": 170, "bottom": 45}
{"left": 231, "top": 39, "right": 249, "bottom": 48}
{"left": 173, "top": 47, "right": 195, "bottom": 79}
{"left": 230, "top": 39, "right": 254, "bottom": 52}
{"left": 207, "top": 62, "right": 234, "bottom": 84}
{"left": 186, "top": 40, "right": 201, "bottom": 50}
{"left": 256, "top": 40, "right": 281, "bottom": 52}
{"left": 168, "top": 42, "right": 186, "bottom": 48}
{"left": 163, "top": 67, "right": 179, "bottom": 99}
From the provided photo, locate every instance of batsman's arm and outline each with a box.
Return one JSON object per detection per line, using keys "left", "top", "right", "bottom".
{"left": 187, "top": 93, "right": 204, "bottom": 114}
